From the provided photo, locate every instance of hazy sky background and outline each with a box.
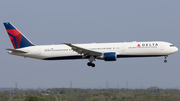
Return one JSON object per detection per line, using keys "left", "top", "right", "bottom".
{"left": 0, "top": 0, "right": 179, "bottom": 89}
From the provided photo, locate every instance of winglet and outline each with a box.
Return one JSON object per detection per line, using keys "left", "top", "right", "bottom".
{"left": 61, "top": 42, "right": 72, "bottom": 46}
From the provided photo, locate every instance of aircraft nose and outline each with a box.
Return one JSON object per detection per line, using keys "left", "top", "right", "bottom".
{"left": 175, "top": 47, "right": 178, "bottom": 52}
{"left": 172, "top": 47, "right": 178, "bottom": 53}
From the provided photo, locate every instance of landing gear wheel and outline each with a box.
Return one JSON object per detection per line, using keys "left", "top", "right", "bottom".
{"left": 92, "top": 63, "right": 95, "bottom": 67}
{"left": 87, "top": 62, "right": 95, "bottom": 67}
{"left": 164, "top": 56, "right": 168, "bottom": 63}
{"left": 87, "top": 62, "right": 91, "bottom": 66}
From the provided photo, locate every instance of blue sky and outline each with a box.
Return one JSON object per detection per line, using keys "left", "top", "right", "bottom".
{"left": 0, "top": 0, "right": 179, "bottom": 89}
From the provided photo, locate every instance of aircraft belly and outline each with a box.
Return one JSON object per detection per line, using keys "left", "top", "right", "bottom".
{"left": 40, "top": 51, "right": 82, "bottom": 60}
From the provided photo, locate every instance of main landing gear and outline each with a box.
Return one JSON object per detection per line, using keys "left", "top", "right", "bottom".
{"left": 87, "top": 56, "right": 96, "bottom": 67}
{"left": 164, "top": 55, "right": 168, "bottom": 63}
{"left": 87, "top": 62, "right": 95, "bottom": 67}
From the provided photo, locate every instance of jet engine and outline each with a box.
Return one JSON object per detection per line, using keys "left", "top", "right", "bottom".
{"left": 98, "top": 52, "right": 117, "bottom": 61}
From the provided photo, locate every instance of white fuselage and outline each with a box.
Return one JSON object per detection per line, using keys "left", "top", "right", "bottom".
{"left": 8, "top": 41, "right": 178, "bottom": 61}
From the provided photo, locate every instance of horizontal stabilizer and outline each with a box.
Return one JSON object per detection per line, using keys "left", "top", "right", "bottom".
{"left": 6, "top": 48, "right": 28, "bottom": 53}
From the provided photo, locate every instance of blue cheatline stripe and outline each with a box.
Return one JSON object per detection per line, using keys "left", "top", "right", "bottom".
{"left": 3, "top": 23, "right": 16, "bottom": 29}
{"left": 117, "top": 55, "right": 164, "bottom": 58}
{"left": 8, "top": 33, "right": 18, "bottom": 49}
{"left": 43, "top": 55, "right": 164, "bottom": 60}
{"left": 43, "top": 55, "right": 83, "bottom": 60}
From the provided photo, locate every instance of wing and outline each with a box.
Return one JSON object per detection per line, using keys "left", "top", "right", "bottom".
{"left": 6, "top": 48, "right": 28, "bottom": 53}
{"left": 62, "top": 43, "right": 102, "bottom": 56}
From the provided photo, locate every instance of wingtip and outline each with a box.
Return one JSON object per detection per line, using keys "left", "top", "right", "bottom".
{"left": 61, "top": 42, "right": 71, "bottom": 45}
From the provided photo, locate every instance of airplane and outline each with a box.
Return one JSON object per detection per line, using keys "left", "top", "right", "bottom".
{"left": 3, "top": 22, "right": 178, "bottom": 67}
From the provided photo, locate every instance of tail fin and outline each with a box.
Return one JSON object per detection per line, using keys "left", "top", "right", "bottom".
{"left": 3, "top": 22, "right": 35, "bottom": 49}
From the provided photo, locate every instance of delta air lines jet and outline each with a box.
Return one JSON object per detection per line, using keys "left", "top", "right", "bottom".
{"left": 3, "top": 22, "right": 178, "bottom": 67}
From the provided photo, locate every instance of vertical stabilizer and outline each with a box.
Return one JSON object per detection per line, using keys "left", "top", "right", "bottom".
{"left": 3, "top": 22, "right": 35, "bottom": 49}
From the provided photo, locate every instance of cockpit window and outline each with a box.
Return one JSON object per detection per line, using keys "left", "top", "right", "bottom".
{"left": 170, "top": 45, "right": 175, "bottom": 47}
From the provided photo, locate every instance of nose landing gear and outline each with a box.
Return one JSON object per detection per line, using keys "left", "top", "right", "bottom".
{"left": 164, "top": 55, "right": 168, "bottom": 63}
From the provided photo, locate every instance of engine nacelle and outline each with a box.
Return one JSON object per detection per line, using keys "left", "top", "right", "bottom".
{"left": 103, "top": 52, "right": 117, "bottom": 61}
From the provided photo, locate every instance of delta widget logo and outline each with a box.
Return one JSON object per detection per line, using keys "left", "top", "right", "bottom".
{"left": 137, "top": 44, "right": 140, "bottom": 47}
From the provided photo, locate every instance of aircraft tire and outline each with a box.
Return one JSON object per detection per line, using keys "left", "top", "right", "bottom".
{"left": 87, "top": 62, "right": 91, "bottom": 66}
{"left": 87, "top": 62, "right": 95, "bottom": 67}
{"left": 92, "top": 63, "right": 95, "bottom": 67}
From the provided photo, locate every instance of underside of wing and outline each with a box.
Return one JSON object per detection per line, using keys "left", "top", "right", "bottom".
{"left": 62, "top": 43, "right": 102, "bottom": 56}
